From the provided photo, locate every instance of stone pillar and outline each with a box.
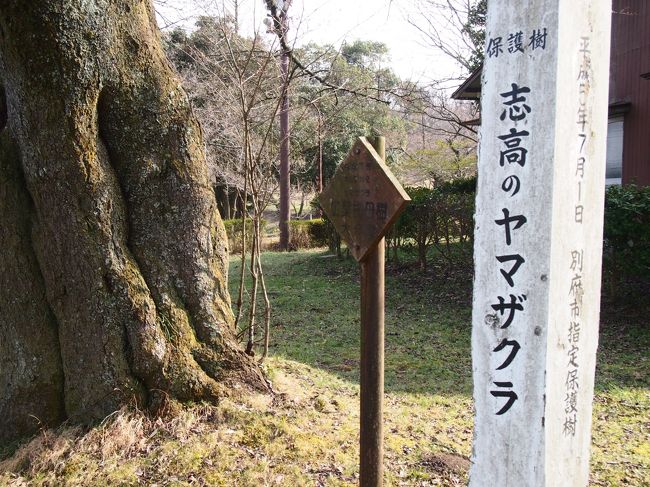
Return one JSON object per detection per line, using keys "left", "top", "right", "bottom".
{"left": 470, "top": 1, "right": 611, "bottom": 486}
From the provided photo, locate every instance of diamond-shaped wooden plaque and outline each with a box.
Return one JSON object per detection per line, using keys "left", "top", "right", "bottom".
{"left": 319, "top": 137, "right": 410, "bottom": 262}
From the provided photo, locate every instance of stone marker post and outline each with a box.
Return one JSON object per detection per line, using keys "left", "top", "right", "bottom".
{"left": 470, "top": 1, "right": 610, "bottom": 486}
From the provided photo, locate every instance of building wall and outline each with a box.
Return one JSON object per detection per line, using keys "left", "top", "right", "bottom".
{"left": 610, "top": 1, "right": 650, "bottom": 186}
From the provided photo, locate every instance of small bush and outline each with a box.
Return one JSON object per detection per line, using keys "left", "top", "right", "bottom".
{"left": 437, "top": 176, "right": 477, "bottom": 194}
{"left": 223, "top": 218, "right": 266, "bottom": 254}
{"left": 289, "top": 219, "right": 329, "bottom": 249}
{"left": 307, "top": 219, "right": 329, "bottom": 247}
{"left": 603, "top": 184, "right": 650, "bottom": 280}
{"left": 388, "top": 177, "right": 476, "bottom": 270}
{"left": 310, "top": 196, "right": 343, "bottom": 256}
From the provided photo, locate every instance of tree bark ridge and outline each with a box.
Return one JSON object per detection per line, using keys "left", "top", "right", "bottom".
{"left": 0, "top": 0, "right": 266, "bottom": 444}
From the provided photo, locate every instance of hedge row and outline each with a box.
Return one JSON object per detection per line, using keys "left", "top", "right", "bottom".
{"left": 603, "top": 184, "right": 650, "bottom": 281}
{"left": 318, "top": 179, "right": 648, "bottom": 281}
{"left": 288, "top": 219, "right": 330, "bottom": 249}
{"left": 224, "top": 184, "right": 649, "bottom": 285}
{"left": 387, "top": 180, "right": 476, "bottom": 270}
{"left": 224, "top": 218, "right": 331, "bottom": 253}
{"left": 386, "top": 180, "right": 649, "bottom": 278}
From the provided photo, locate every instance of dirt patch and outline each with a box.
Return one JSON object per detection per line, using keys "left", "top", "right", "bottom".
{"left": 419, "top": 452, "right": 470, "bottom": 475}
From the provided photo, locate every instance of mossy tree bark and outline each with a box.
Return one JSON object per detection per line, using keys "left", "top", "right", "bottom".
{"left": 0, "top": 0, "right": 266, "bottom": 444}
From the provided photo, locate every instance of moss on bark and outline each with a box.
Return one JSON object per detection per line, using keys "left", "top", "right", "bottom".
{"left": 0, "top": 0, "right": 266, "bottom": 444}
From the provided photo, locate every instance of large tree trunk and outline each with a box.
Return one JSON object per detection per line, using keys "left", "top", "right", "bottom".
{"left": 0, "top": 0, "right": 266, "bottom": 444}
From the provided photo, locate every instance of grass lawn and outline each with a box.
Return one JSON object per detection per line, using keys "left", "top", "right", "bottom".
{"left": 1, "top": 249, "right": 648, "bottom": 486}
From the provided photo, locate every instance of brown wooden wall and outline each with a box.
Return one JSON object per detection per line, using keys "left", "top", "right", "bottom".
{"left": 610, "top": 1, "right": 650, "bottom": 186}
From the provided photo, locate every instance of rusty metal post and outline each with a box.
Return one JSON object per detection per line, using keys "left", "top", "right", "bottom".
{"left": 359, "top": 135, "right": 385, "bottom": 487}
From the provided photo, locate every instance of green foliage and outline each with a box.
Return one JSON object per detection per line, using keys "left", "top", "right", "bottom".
{"left": 603, "top": 184, "right": 650, "bottom": 278}
{"left": 396, "top": 138, "right": 477, "bottom": 186}
{"left": 165, "top": 18, "right": 410, "bottom": 199}
{"left": 389, "top": 178, "right": 476, "bottom": 270}
{"left": 341, "top": 40, "right": 389, "bottom": 67}
{"left": 463, "top": 0, "right": 487, "bottom": 72}
{"left": 163, "top": 15, "right": 280, "bottom": 183}
{"left": 292, "top": 41, "right": 407, "bottom": 189}
{"left": 438, "top": 176, "right": 477, "bottom": 194}
{"left": 223, "top": 219, "right": 267, "bottom": 254}
{"left": 306, "top": 219, "right": 329, "bottom": 247}
{"left": 310, "top": 195, "right": 345, "bottom": 256}
{"left": 289, "top": 219, "right": 329, "bottom": 249}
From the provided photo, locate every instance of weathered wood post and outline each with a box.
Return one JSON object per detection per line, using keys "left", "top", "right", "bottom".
{"left": 359, "top": 136, "right": 386, "bottom": 487}
{"left": 320, "top": 136, "right": 409, "bottom": 486}
{"left": 470, "top": 1, "right": 611, "bottom": 486}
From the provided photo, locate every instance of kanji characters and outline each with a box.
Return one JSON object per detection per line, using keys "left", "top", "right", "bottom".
{"left": 487, "top": 36, "right": 504, "bottom": 58}
{"left": 507, "top": 31, "right": 524, "bottom": 53}
{"left": 529, "top": 28, "right": 548, "bottom": 50}
{"left": 499, "top": 84, "right": 531, "bottom": 122}
{"left": 498, "top": 129, "right": 530, "bottom": 166}
{"left": 486, "top": 27, "right": 549, "bottom": 58}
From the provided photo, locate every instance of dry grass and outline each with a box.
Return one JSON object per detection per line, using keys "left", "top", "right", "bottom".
{"left": 0, "top": 359, "right": 470, "bottom": 486}
{"left": 0, "top": 250, "right": 647, "bottom": 486}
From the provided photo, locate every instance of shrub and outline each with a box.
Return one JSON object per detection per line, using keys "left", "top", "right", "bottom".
{"left": 307, "top": 218, "right": 329, "bottom": 247}
{"left": 223, "top": 218, "right": 266, "bottom": 254}
{"left": 289, "top": 219, "right": 329, "bottom": 249}
{"left": 603, "top": 184, "right": 650, "bottom": 280}
{"left": 437, "top": 175, "right": 477, "bottom": 194}
{"left": 315, "top": 176, "right": 477, "bottom": 265}
{"left": 389, "top": 177, "right": 476, "bottom": 270}
{"left": 400, "top": 187, "right": 439, "bottom": 270}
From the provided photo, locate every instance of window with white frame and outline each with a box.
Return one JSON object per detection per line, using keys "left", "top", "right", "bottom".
{"left": 606, "top": 117, "right": 623, "bottom": 185}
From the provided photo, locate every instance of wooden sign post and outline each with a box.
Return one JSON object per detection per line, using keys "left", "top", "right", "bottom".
{"left": 471, "top": 1, "right": 610, "bottom": 485}
{"left": 320, "top": 136, "right": 409, "bottom": 486}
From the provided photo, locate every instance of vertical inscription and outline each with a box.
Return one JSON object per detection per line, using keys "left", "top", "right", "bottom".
{"left": 563, "top": 35, "right": 592, "bottom": 438}
{"left": 471, "top": 2, "right": 610, "bottom": 485}
{"left": 488, "top": 81, "right": 536, "bottom": 415}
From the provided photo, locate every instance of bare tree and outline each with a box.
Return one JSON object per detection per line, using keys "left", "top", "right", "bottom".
{"left": 166, "top": 10, "right": 297, "bottom": 360}
{"left": 406, "top": 0, "right": 486, "bottom": 74}
{"left": 263, "top": 0, "right": 293, "bottom": 250}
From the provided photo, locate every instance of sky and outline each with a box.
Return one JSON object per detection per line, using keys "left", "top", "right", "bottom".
{"left": 154, "top": 0, "right": 464, "bottom": 84}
